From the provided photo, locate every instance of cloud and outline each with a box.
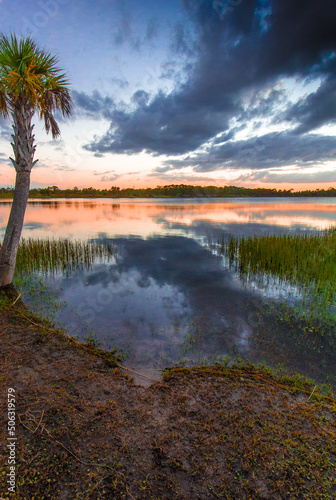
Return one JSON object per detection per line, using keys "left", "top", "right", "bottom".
{"left": 109, "top": 77, "right": 130, "bottom": 90}
{"left": 113, "top": 2, "right": 134, "bottom": 47}
{"left": 237, "top": 168, "right": 336, "bottom": 184}
{"left": 0, "top": 117, "right": 12, "bottom": 140}
{"left": 55, "top": 166, "right": 76, "bottom": 172}
{"left": 147, "top": 171, "right": 219, "bottom": 183}
{"left": 284, "top": 73, "right": 336, "bottom": 133}
{"left": 93, "top": 170, "right": 115, "bottom": 176}
{"left": 84, "top": 90, "right": 235, "bottom": 156}
{"left": 239, "top": 86, "right": 290, "bottom": 124}
{"left": 53, "top": 141, "right": 66, "bottom": 152}
{"left": 131, "top": 90, "right": 150, "bottom": 107}
{"left": 158, "top": 132, "right": 336, "bottom": 172}
{"left": 112, "top": 1, "right": 146, "bottom": 51}
{"left": 82, "top": 0, "right": 336, "bottom": 173}
{"left": 72, "top": 90, "right": 115, "bottom": 119}
{"left": 100, "top": 174, "right": 121, "bottom": 182}
{"left": 169, "top": 22, "right": 195, "bottom": 56}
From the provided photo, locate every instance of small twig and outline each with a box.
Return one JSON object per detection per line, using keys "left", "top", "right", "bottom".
{"left": 10, "top": 292, "right": 24, "bottom": 307}
{"left": 31, "top": 410, "right": 45, "bottom": 434}
{"left": 18, "top": 414, "right": 36, "bottom": 433}
{"left": 208, "top": 486, "right": 222, "bottom": 498}
{"left": 18, "top": 311, "right": 47, "bottom": 329}
{"left": 19, "top": 410, "right": 45, "bottom": 434}
{"left": 308, "top": 385, "right": 317, "bottom": 401}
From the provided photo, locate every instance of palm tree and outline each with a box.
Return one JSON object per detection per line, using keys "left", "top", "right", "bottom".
{"left": 0, "top": 34, "right": 71, "bottom": 288}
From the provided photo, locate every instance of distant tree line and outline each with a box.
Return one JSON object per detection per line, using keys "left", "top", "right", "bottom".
{"left": 0, "top": 184, "right": 336, "bottom": 198}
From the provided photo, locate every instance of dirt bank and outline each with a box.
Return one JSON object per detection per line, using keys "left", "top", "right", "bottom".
{"left": 0, "top": 302, "right": 335, "bottom": 500}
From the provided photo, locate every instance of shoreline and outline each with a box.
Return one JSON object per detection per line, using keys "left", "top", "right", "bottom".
{"left": 1, "top": 194, "right": 336, "bottom": 199}
{"left": 0, "top": 295, "right": 335, "bottom": 499}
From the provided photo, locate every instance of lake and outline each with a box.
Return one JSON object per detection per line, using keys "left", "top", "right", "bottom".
{"left": 1, "top": 197, "right": 335, "bottom": 386}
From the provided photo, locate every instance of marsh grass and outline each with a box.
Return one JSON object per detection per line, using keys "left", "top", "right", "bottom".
{"left": 220, "top": 228, "right": 336, "bottom": 347}
{"left": 0, "top": 237, "right": 118, "bottom": 336}
{"left": 221, "top": 228, "right": 336, "bottom": 302}
{"left": 12, "top": 237, "right": 117, "bottom": 276}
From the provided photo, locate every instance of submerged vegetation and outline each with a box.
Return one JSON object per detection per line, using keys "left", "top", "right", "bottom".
{"left": 1, "top": 183, "right": 336, "bottom": 198}
{"left": 11, "top": 237, "right": 117, "bottom": 276}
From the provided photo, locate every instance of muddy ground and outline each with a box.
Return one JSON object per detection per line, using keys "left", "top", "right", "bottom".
{"left": 0, "top": 303, "right": 335, "bottom": 500}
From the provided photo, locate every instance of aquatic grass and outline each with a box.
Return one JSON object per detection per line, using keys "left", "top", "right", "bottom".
{"left": 220, "top": 228, "right": 336, "bottom": 348}
{"left": 221, "top": 227, "right": 336, "bottom": 302}
{"left": 11, "top": 237, "right": 117, "bottom": 276}
{"left": 2, "top": 238, "right": 118, "bottom": 345}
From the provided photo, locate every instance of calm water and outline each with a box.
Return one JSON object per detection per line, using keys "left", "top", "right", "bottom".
{"left": 1, "top": 197, "right": 335, "bottom": 385}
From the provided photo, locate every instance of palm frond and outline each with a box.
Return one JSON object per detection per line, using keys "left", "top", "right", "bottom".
{"left": 44, "top": 110, "right": 61, "bottom": 139}
{"left": 0, "top": 32, "right": 72, "bottom": 136}
{"left": 0, "top": 82, "right": 8, "bottom": 117}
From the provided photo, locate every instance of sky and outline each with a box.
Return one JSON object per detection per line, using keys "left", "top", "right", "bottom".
{"left": 0, "top": 0, "right": 336, "bottom": 190}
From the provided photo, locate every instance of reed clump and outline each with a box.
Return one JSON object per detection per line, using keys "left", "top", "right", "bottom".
{"left": 12, "top": 237, "right": 117, "bottom": 276}
{"left": 221, "top": 227, "right": 336, "bottom": 302}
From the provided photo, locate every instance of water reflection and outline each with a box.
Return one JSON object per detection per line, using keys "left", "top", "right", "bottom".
{"left": 1, "top": 198, "right": 334, "bottom": 386}
{"left": 51, "top": 237, "right": 256, "bottom": 364}
{"left": 22, "top": 234, "right": 335, "bottom": 388}
{"left": 1, "top": 197, "right": 336, "bottom": 239}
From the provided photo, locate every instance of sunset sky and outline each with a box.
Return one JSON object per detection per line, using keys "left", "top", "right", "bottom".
{"left": 0, "top": 0, "right": 336, "bottom": 190}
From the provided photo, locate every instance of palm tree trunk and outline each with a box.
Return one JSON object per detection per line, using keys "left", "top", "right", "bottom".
{"left": 0, "top": 104, "right": 36, "bottom": 288}
{"left": 0, "top": 170, "right": 31, "bottom": 287}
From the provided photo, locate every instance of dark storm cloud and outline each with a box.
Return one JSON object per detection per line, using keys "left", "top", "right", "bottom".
{"left": 284, "top": 73, "right": 336, "bottom": 134}
{"left": 84, "top": 90, "right": 234, "bottom": 155}
{"left": 158, "top": 132, "right": 336, "bottom": 172}
{"left": 131, "top": 90, "right": 150, "bottom": 107}
{"left": 240, "top": 87, "right": 289, "bottom": 123}
{"left": 72, "top": 91, "right": 115, "bottom": 120}
{"left": 84, "top": 0, "right": 336, "bottom": 164}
